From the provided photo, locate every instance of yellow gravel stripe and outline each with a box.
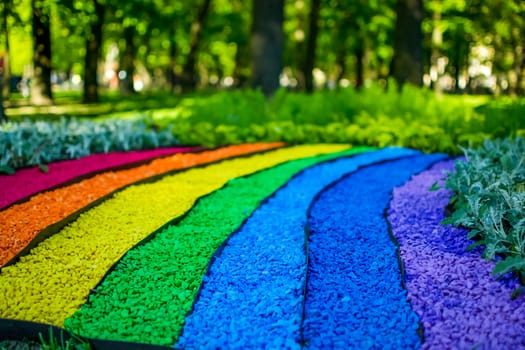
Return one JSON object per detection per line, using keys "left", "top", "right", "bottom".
{"left": 0, "top": 144, "right": 350, "bottom": 326}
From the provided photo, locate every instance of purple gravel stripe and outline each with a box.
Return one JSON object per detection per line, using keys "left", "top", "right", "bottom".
{"left": 388, "top": 159, "right": 525, "bottom": 350}
{"left": 0, "top": 146, "right": 198, "bottom": 210}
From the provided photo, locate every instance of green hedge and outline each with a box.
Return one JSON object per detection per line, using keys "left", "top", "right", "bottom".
{"left": 143, "top": 85, "right": 524, "bottom": 152}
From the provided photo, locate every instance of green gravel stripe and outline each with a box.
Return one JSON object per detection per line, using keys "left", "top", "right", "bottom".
{"left": 64, "top": 146, "right": 375, "bottom": 345}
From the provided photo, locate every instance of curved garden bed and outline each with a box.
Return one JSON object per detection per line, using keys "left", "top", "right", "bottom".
{"left": 0, "top": 143, "right": 523, "bottom": 349}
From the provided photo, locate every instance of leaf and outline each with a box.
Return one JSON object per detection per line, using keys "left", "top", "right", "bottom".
{"left": 0, "top": 165, "right": 15, "bottom": 175}
{"left": 511, "top": 286, "right": 524, "bottom": 300}
{"left": 466, "top": 240, "right": 485, "bottom": 252}
{"left": 467, "top": 228, "right": 482, "bottom": 240}
{"left": 38, "top": 163, "right": 49, "bottom": 173}
{"left": 429, "top": 181, "right": 442, "bottom": 192}
{"left": 500, "top": 154, "right": 514, "bottom": 171}
{"left": 493, "top": 256, "right": 525, "bottom": 277}
{"left": 483, "top": 242, "right": 498, "bottom": 260}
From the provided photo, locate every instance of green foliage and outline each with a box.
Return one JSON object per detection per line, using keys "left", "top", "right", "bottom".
{"left": 475, "top": 99, "right": 525, "bottom": 138}
{"left": 37, "top": 327, "right": 91, "bottom": 350}
{"left": 0, "top": 327, "right": 91, "bottom": 350}
{"left": 443, "top": 137, "right": 525, "bottom": 283}
{"left": 0, "top": 117, "right": 178, "bottom": 172}
{"left": 143, "top": 85, "right": 522, "bottom": 153}
{"left": 3, "top": 87, "right": 524, "bottom": 172}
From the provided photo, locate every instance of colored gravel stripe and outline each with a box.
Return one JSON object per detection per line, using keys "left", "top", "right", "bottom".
{"left": 0, "top": 143, "right": 282, "bottom": 267}
{"left": 64, "top": 146, "right": 366, "bottom": 346}
{"left": 177, "top": 147, "right": 420, "bottom": 350}
{"left": 388, "top": 160, "right": 525, "bottom": 349}
{"left": 0, "top": 144, "right": 349, "bottom": 327}
{"left": 303, "top": 154, "right": 447, "bottom": 349}
{"left": 0, "top": 146, "right": 199, "bottom": 210}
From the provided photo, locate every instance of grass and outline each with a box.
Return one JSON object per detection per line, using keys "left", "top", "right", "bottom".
{"left": 0, "top": 327, "right": 91, "bottom": 350}
{"left": 5, "top": 90, "right": 185, "bottom": 121}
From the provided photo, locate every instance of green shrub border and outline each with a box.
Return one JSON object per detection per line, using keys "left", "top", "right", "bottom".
{"left": 443, "top": 137, "right": 525, "bottom": 296}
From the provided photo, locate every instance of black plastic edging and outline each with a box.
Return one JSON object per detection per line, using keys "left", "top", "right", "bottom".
{"left": 0, "top": 318, "right": 172, "bottom": 350}
{"left": 1, "top": 144, "right": 286, "bottom": 269}
{"left": 381, "top": 155, "right": 450, "bottom": 344}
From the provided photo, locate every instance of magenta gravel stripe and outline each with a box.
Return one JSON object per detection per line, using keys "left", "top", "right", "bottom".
{"left": 0, "top": 146, "right": 198, "bottom": 209}
{"left": 388, "top": 159, "right": 525, "bottom": 350}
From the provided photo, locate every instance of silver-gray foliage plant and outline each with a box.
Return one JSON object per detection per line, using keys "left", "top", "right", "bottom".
{"left": 0, "top": 117, "right": 178, "bottom": 174}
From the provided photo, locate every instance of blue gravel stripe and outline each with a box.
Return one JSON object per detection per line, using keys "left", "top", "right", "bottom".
{"left": 176, "top": 147, "right": 421, "bottom": 350}
{"left": 303, "top": 154, "right": 447, "bottom": 349}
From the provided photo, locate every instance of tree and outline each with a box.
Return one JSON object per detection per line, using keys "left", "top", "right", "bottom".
{"left": 106, "top": 0, "right": 159, "bottom": 95}
{"left": 310, "top": 0, "right": 394, "bottom": 88}
{"left": 181, "top": 0, "right": 212, "bottom": 92}
{"left": 31, "top": 0, "right": 53, "bottom": 105}
{"left": 1, "top": 1, "right": 11, "bottom": 122}
{"left": 83, "top": 0, "right": 105, "bottom": 103}
{"left": 118, "top": 25, "right": 135, "bottom": 94}
{"left": 391, "top": 0, "right": 423, "bottom": 87}
{"left": 0, "top": 57, "right": 6, "bottom": 121}
{"left": 231, "top": 1, "right": 251, "bottom": 87}
{"left": 251, "top": 0, "right": 284, "bottom": 97}
{"left": 302, "top": 0, "right": 320, "bottom": 93}
{"left": 1, "top": 0, "right": 14, "bottom": 101}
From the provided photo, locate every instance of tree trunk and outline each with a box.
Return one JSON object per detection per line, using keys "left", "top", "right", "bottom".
{"left": 181, "top": 0, "right": 212, "bottom": 92}
{"left": 0, "top": 68, "right": 6, "bottom": 122}
{"left": 2, "top": 0, "right": 11, "bottom": 101}
{"left": 517, "top": 46, "right": 524, "bottom": 95}
{"left": 334, "top": 10, "right": 350, "bottom": 85}
{"left": 293, "top": 7, "right": 307, "bottom": 91}
{"left": 31, "top": 0, "right": 53, "bottom": 105}
{"left": 391, "top": 0, "right": 423, "bottom": 88}
{"left": 511, "top": 33, "right": 524, "bottom": 95}
{"left": 335, "top": 49, "right": 347, "bottom": 84}
{"left": 167, "top": 26, "right": 177, "bottom": 91}
{"left": 233, "top": 40, "right": 250, "bottom": 88}
{"left": 453, "top": 37, "right": 462, "bottom": 93}
{"left": 430, "top": 1, "right": 442, "bottom": 92}
{"left": 302, "top": 0, "right": 321, "bottom": 93}
{"left": 119, "top": 25, "right": 135, "bottom": 95}
{"left": 83, "top": 0, "right": 104, "bottom": 103}
{"left": 355, "top": 39, "right": 364, "bottom": 89}
{"left": 251, "top": 0, "right": 284, "bottom": 97}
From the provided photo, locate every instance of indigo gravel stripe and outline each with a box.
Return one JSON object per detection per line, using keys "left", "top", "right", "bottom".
{"left": 0, "top": 143, "right": 282, "bottom": 267}
{"left": 0, "top": 144, "right": 349, "bottom": 327}
{"left": 176, "top": 147, "right": 421, "bottom": 350}
{"left": 388, "top": 160, "right": 525, "bottom": 350}
{"left": 303, "top": 154, "right": 447, "bottom": 350}
{"left": 64, "top": 146, "right": 369, "bottom": 346}
{"left": 0, "top": 146, "right": 198, "bottom": 210}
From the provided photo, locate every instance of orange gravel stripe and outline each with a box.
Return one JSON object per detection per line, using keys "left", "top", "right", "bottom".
{"left": 0, "top": 143, "right": 284, "bottom": 267}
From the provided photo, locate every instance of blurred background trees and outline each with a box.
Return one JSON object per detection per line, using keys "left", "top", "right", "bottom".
{"left": 0, "top": 0, "right": 524, "bottom": 105}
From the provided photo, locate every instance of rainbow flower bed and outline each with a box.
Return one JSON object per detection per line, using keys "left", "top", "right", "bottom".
{"left": 1, "top": 143, "right": 524, "bottom": 349}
